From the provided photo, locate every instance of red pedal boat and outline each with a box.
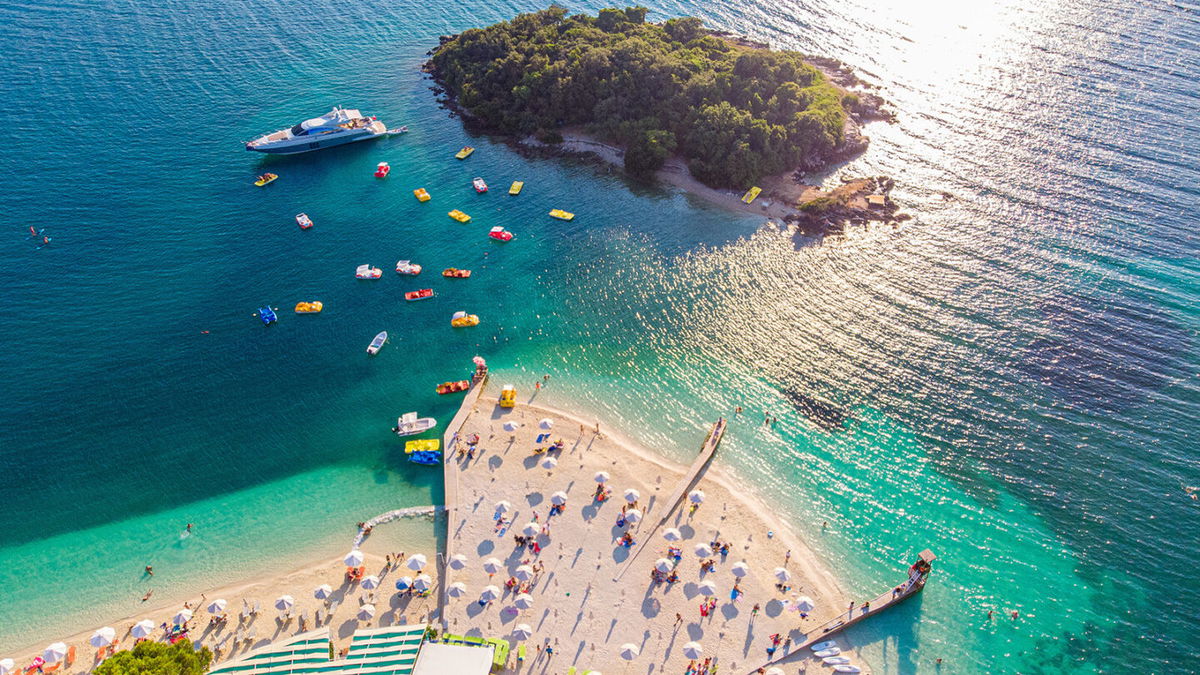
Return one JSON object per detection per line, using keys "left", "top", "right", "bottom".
{"left": 488, "top": 226, "right": 513, "bottom": 242}
{"left": 404, "top": 288, "right": 434, "bottom": 301}
{"left": 442, "top": 268, "right": 472, "bottom": 278}
{"left": 436, "top": 380, "right": 470, "bottom": 395}
{"left": 374, "top": 162, "right": 390, "bottom": 178}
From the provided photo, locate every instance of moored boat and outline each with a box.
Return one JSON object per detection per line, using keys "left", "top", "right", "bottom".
{"left": 408, "top": 449, "right": 442, "bottom": 465}
{"left": 394, "top": 413, "right": 437, "bottom": 437}
{"left": 442, "top": 268, "right": 472, "bottom": 278}
{"left": 246, "top": 107, "right": 388, "bottom": 154}
{"left": 294, "top": 301, "right": 323, "bottom": 313}
{"left": 549, "top": 209, "right": 574, "bottom": 221}
{"left": 455, "top": 146, "right": 474, "bottom": 159}
{"left": 374, "top": 162, "right": 390, "bottom": 178}
{"left": 254, "top": 173, "right": 278, "bottom": 187}
{"left": 488, "top": 226, "right": 513, "bottom": 242}
{"left": 450, "top": 311, "right": 479, "bottom": 327}
{"left": 448, "top": 209, "right": 471, "bottom": 223}
{"left": 296, "top": 213, "right": 314, "bottom": 229}
{"left": 436, "top": 380, "right": 471, "bottom": 395}
{"left": 741, "top": 186, "right": 762, "bottom": 204}
{"left": 395, "top": 260, "right": 422, "bottom": 275}
{"left": 413, "top": 188, "right": 431, "bottom": 202}
{"left": 355, "top": 264, "right": 382, "bottom": 279}
{"left": 404, "top": 288, "right": 434, "bottom": 301}
{"left": 366, "top": 331, "right": 388, "bottom": 355}
{"left": 258, "top": 306, "right": 277, "bottom": 325}
{"left": 472, "top": 177, "right": 488, "bottom": 193}
{"left": 404, "top": 438, "right": 440, "bottom": 453}
{"left": 508, "top": 181, "right": 523, "bottom": 195}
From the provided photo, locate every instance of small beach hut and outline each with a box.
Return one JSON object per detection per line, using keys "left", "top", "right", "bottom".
{"left": 731, "top": 562, "right": 750, "bottom": 577}
{"left": 449, "top": 553, "right": 469, "bottom": 570}
{"left": 479, "top": 586, "right": 500, "bottom": 604}
{"left": 42, "top": 644, "right": 67, "bottom": 664}
{"left": 360, "top": 575, "right": 381, "bottom": 590}
{"left": 594, "top": 471, "right": 610, "bottom": 483}
{"left": 274, "top": 595, "right": 294, "bottom": 613}
{"left": 663, "top": 528, "right": 683, "bottom": 541}
{"left": 172, "top": 609, "right": 193, "bottom": 625}
{"left": 483, "top": 557, "right": 503, "bottom": 575}
{"left": 356, "top": 604, "right": 375, "bottom": 621}
{"left": 88, "top": 627, "right": 116, "bottom": 648}
{"left": 413, "top": 574, "right": 433, "bottom": 591}
{"left": 0, "top": 658, "right": 14, "bottom": 675}
{"left": 698, "top": 580, "right": 718, "bottom": 596}
{"left": 521, "top": 522, "right": 540, "bottom": 537}
{"left": 623, "top": 488, "right": 640, "bottom": 503}
{"left": 683, "top": 642, "right": 703, "bottom": 659}
{"left": 447, "top": 582, "right": 467, "bottom": 598}
{"left": 694, "top": 543, "right": 713, "bottom": 557}
{"left": 514, "top": 565, "right": 535, "bottom": 581}
{"left": 314, "top": 584, "right": 333, "bottom": 600}
{"left": 395, "top": 576, "right": 413, "bottom": 591}
{"left": 131, "top": 620, "right": 155, "bottom": 639}
{"left": 774, "top": 567, "right": 792, "bottom": 582}
{"left": 538, "top": 418, "right": 554, "bottom": 430}
{"left": 540, "top": 456, "right": 558, "bottom": 470}
{"left": 550, "top": 491, "right": 568, "bottom": 505}
{"left": 511, "top": 624, "right": 533, "bottom": 640}
{"left": 654, "top": 558, "right": 673, "bottom": 573}
{"left": 407, "top": 553, "right": 428, "bottom": 571}
{"left": 343, "top": 550, "right": 364, "bottom": 567}
{"left": 620, "top": 643, "right": 640, "bottom": 660}
{"left": 206, "top": 599, "right": 227, "bottom": 614}
{"left": 514, "top": 594, "right": 534, "bottom": 609}
{"left": 688, "top": 489, "right": 705, "bottom": 504}
{"left": 625, "top": 508, "right": 642, "bottom": 523}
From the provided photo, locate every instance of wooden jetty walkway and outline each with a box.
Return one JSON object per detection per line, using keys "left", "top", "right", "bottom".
{"left": 611, "top": 417, "right": 727, "bottom": 582}
{"left": 738, "top": 550, "right": 937, "bottom": 674}
{"left": 435, "top": 375, "right": 489, "bottom": 629}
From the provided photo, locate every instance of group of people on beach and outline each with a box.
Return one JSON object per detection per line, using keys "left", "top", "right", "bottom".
{"left": 685, "top": 657, "right": 718, "bottom": 674}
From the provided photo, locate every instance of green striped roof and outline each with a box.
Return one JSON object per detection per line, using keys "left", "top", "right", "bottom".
{"left": 208, "top": 625, "right": 428, "bottom": 675}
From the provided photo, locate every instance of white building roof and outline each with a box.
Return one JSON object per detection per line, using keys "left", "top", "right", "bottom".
{"left": 410, "top": 642, "right": 493, "bottom": 675}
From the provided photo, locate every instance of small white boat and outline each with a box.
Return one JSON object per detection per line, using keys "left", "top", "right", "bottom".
{"left": 367, "top": 331, "right": 387, "bottom": 355}
{"left": 473, "top": 177, "right": 488, "bottom": 193}
{"left": 814, "top": 648, "right": 841, "bottom": 657}
{"left": 395, "top": 260, "right": 422, "bottom": 275}
{"left": 832, "top": 666, "right": 861, "bottom": 674}
{"left": 823, "top": 656, "right": 851, "bottom": 665}
{"left": 810, "top": 641, "right": 837, "bottom": 652}
{"left": 393, "top": 412, "right": 437, "bottom": 436}
{"left": 356, "top": 264, "right": 382, "bottom": 279}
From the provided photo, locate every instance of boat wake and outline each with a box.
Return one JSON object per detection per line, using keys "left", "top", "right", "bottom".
{"left": 351, "top": 505, "right": 444, "bottom": 548}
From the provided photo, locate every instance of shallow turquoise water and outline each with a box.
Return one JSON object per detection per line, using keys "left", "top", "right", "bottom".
{"left": 2, "top": 0, "right": 1198, "bottom": 671}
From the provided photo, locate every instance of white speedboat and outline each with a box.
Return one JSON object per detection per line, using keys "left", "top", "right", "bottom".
{"left": 832, "top": 666, "right": 861, "bottom": 674}
{"left": 366, "top": 331, "right": 387, "bottom": 355}
{"left": 393, "top": 412, "right": 437, "bottom": 436}
{"left": 810, "top": 641, "right": 837, "bottom": 652}
{"left": 823, "top": 656, "right": 851, "bottom": 665}
{"left": 814, "top": 648, "right": 841, "bottom": 657}
{"left": 395, "top": 260, "right": 422, "bottom": 275}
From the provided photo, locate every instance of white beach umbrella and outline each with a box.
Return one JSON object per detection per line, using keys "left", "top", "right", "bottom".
{"left": 395, "top": 576, "right": 413, "bottom": 590}
{"left": 663, "top": 527, "right": 683, "bottom": 541}
{"left": 521, "top": 521, "right": 541, "bottom": 537}
{"left": 131, "top": 619, "right": 155, "bottom": 638}
{"left": 407, "top": 553, "right": 428, "bottom": 570}
{"left": 620, "top": 643, "right": 640, "bottom": 660}
{"left": 483, "top": 557, "right": 504, "bottom": 575}
{"left": 0, "top": 658, "right": 14, "bottom": 675}
{"left": 698, "top": 580, "right": 718, "bottom": 596}
{"left": 89, "top": 627, "right": 116, "bottom": 648}
{"left": 511, "top": 624, "right": 533, "bottom": 640}
{"left": 538, "top": 418, "right": 554, "bottom": 430}
{"left": 274, "top": 595, "right": 295, "bottom": 612}
{"left": 206, "top": 599, "right": 227, "bottom": 614}
{"left": 514, "top": 564, "right": 535, "bottom": 581}
{"left": 625, "top": 508, "right": 642, "bottom": 523}
{"left": 447, "top": 582, "right": 467, "bottom": 598}
{"left": 494, "top": 500, "right": 512, "bottom": 514}
{"left": 623, "top": 488, "right": 640, "bottom": 503}
{"left": 795, "top": 595, "right": 816, "bottom": 613}
{"left": 541, "top": 456, "right": 558, "bottom": 470}
{"left": 172, "top": 608, "right": 193, "bottom": 625}
{"left": 43, "top": 644, "right": 68, "bottom": 663}
{"left": 688, "top": 489, "right": 705, "bottom": 504}
{"left": 654, "top": 558, "right": 674, "bottom": 573}
{"left": 360, "top": 575, "right": 381, "bottom": 590}
{"left": 314, "top": 584, "right": 334, "bottom": 600}
{"left": 594, "top": 471, "right": 610, "bottom": 483}
{"left": 683, "top": 641, "right": 704, "bottom": 659}
{"left": 343, "top": 550, "right": 364, "bottom": 567}
{"left": 550, "top": 491, "right": 569, "bottom": 505}
{"left": 413, "top": 574, "right": 433, "bottom": 591}
{"left": 503, "top": 421, "right": 521, "bottom": 432}
{"left": 514, "top": 593, "right": 534, "bottom": 609}
{"left": 774, "top": 567, "right": 792, "bottom": 582}
{"left": 356, "top": 604, "right": 376, "bottom": 621}
{"left": 449, "top": 553, "right": 469, "bottom": 570}
{"left": 765, "top": 668, "right": 785, "bottom": 675}
{"left": 479, "top": 585, "right": 501, "bottom": 603}
{"left": 731, "top": 562, "right": 750, "bottom": 577}
{"left": 694, "top": 543, "right": 713, "bottom": 557}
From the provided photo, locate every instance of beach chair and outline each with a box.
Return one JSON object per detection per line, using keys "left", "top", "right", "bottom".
{"left": 252, "top": 600, "right": 262, "bottom": 616}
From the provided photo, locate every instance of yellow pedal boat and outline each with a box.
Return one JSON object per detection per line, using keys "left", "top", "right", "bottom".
{"left": 549, "top": 209, "right": 574, "bottom": 221}
{"left": 413, "top": 188, "right": 431, "bottom": 202}
{"left": 448, "top": 209, "right": 471, "bottom": 223}
{"left": 294, "top": 301, "right": 323, "bottom": 314}
{"left": 404, "top": 439, "right": 441, "bottom": 454}
{"left": 498, "top": 384, "right": 516, "bottom": 408}
{"left": 455, "top": 146, "right": 475, "bottom": 159}
{"left": 450, "top": 311, "right": 480, "bottom": 327}
{"left": 254, "top": 173, "right": 278, "bottom": 187}
{"left": 509, "top": 181, "right": 524, "bottom": 195}
{"left": 741, "top": 186, "right": 762, "bottom": 204}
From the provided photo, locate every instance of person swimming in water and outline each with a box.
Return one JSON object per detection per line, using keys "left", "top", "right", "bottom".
{"left": 145, "top": 565, "right": 154, "bottom": 576}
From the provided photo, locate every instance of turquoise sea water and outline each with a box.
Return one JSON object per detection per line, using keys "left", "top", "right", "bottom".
{"left": 2, "top": 0, "right": 1198, "bottom": 671}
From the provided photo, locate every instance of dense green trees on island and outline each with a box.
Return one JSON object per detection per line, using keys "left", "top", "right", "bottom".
{"left": 429, "top": 7, "right": 851, "bottom": 188}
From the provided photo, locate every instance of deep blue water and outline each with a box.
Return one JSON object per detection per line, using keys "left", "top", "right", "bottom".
{"left": 1, "top": 0, "right": 1197, "bottom": 671}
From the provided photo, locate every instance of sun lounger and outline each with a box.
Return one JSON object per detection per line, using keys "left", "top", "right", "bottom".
{"left": 252, "top": 600, "right": 262, "bottom": 615}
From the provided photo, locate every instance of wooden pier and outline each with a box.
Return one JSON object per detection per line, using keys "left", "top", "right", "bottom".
{"left": 611, "top": 418, "right": 727, "bottom": 582}
{"left": 739, "top": 550, "right": 937, "bottom": 674}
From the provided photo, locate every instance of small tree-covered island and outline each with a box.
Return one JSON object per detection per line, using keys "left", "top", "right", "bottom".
{"left": 428, "top": 6, "right": 903, "bottom": 230}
